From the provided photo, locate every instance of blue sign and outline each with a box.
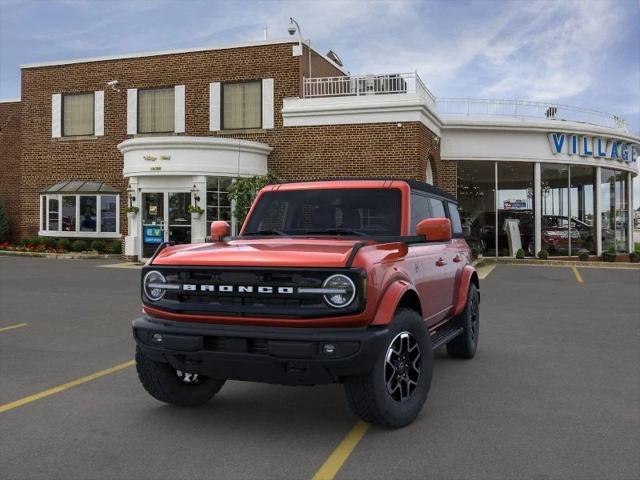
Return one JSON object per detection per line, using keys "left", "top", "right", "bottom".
{"left": 548, "top": 132, "right": 638, "bottom": 163}
{"left": 144, "top": 226, "right": 163, "bottom": 244}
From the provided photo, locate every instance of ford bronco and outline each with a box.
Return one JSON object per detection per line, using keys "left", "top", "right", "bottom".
{"left": 133, "top": 179, "right": 479, "bottom": 427}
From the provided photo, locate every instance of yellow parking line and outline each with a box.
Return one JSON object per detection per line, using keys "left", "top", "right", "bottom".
{"left": 0, "top": 360, "right": 135, "bottom": 414}
{"left": 0, "top": 323, "right": 28, "bottom": 333}
{"left": 477, "top": 263, "right": 496, "bottom": 279}
{"left": 571, "top": 266, "right": 584, "bottom": 283}
{"left": 312, "top": 420, "right": 370, "bottom": 480}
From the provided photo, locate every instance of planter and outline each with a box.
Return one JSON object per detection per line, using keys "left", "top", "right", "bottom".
{"left": 127, "top": 212, "right": 137, "bottom": 221}
{"left": 191, "top": 212, "right": 203, "bottom": 220}
{"left": 602, "top": 253, "right": 617, "bottom": 262}
{"left": 629, "top": 252, "right": 640, "bottom": 263}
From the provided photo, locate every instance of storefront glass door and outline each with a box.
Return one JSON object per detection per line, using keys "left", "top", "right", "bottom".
{"left": 141, "top": 192, "right": 191, "bottom": 258}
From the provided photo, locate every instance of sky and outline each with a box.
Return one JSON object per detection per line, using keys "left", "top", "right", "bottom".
{"left": 0, "top": 0, "right": 639, "bottom": 205}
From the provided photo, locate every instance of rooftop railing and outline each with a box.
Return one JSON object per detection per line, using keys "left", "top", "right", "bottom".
{"left": 436, "top": 98, "right": 628, "bottom": 131}
{"left": 303, "top": 72, "right": 436, "bottom": 108}
{"left": 302, "top": 73, "right": 627, "bottom": 131}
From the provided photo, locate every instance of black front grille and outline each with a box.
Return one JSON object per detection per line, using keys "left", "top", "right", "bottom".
{"left": 143, "top": 267, "right": 365, "bottom": 318}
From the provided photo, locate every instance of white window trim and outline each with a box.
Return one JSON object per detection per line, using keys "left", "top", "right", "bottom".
{"left": 262, "top": 78, "right": 274, "bottom": 129}
{"left": 174, "top": 85, "right": 185, "bottom": 133}
{"left": 209, "top": 82, "right": 221, "bottom": 131}
{"left": 127, "top": 88, "right": 137, "bottom": 135}
{"left": 94, "top": 90, "right": 104, "bottom": 136}
{"left": 39, "top": 193, "right": 120, "bottom": 238}
{"left": 52, "top": 93, "right": 62, "bottom": 138}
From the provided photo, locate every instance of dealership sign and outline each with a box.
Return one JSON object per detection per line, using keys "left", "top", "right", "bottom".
{"left": 548, "top": 133, "right": 638, "bottom": 163}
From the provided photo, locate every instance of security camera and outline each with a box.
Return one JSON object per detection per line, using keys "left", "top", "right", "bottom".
{"left": 288, "top": 18, "right": 297, "bottom": 36}
{"left": 106, "top": 80, "right": 120, "bottom": 92}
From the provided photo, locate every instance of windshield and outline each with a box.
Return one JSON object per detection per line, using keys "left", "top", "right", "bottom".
{"left": 243, "top": 188, "right": 402, "bottom": 236}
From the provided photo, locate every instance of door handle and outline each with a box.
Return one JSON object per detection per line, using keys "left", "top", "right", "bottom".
{"left": 453, "top": 255, "right": 462, "bottom": 263}
{"left": 436, "top": 258, "right": 447, "bottom": 267}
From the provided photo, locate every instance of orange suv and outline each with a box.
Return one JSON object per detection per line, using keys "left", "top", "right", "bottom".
{"left": 133, "top": 179, "right": 480, "bottom": 427}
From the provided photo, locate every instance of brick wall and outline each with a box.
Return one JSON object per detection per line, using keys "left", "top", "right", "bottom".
{"left": 0, "top": 101, "right": 21, "bottom": 242}
{"left": 16, "top": 41, "right": 445, "bottom": 241}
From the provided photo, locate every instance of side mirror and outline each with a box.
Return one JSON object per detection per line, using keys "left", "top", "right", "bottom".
{"left": 210, "top": 221, "right": 230, "bottom": 242}
{"left": 416, "top": 218, "right": 452, "bottom": 242}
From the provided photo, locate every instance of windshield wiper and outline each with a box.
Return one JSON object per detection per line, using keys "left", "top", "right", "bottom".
{"left": 244, "top": 229, "right": 287, "bottom": 236}
{"left": 304, "top": 228, "right": 369, "bottom": 237}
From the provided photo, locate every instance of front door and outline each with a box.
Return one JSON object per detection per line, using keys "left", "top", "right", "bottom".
{"left": 141, "top": 192, "right": 192, "bottom": 258}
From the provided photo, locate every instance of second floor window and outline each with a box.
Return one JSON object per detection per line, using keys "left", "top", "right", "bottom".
{"left": 223, "top": 81, "right": 261, "bottom": 129}
{"left": 63, "top": 92, "right": 94, "bottom": 136}
{"left": 138, "top": 87, "right": 175, "bottom": 133}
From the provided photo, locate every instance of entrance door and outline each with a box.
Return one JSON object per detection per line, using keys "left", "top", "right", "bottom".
{"left": 141, "top": 192, "right": 192, "bottom": 258}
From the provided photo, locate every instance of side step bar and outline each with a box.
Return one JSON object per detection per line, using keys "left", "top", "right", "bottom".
{"left": 430, "top": 325, "right": 464, "bottom": 349}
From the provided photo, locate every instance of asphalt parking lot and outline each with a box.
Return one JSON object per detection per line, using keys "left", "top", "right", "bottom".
{"left": 1, "top": 257, "right": 639, "bottom": 480}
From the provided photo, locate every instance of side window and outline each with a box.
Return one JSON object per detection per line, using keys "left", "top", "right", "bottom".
{"left": 448, "top": 202, "right": 463, "bottom": 235}
{"left": 429, "top": 198, "right": 446, "bottom": 218}
{"left": 410, "top": 193, "right": 431, "bottom": 234}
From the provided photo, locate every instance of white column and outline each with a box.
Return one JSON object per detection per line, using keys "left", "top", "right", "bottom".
{"left": 191, "top": 175, "right": 207, "bottom": 244}
{"left": 124, "top": 177, "right": 140, "bottom": 258}
{"left": 595, "top": 167, "right": 602, "bottom": 256}
{"left": 628, "top": 171, "right": 634, "bottom": 253}
{"left": 534, "top": 162, "right": 541, "bottom": 256}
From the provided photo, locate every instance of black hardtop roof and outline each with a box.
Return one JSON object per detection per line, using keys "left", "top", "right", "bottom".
{"left": 284, "top": 178, "right": 457, "bottom": 203}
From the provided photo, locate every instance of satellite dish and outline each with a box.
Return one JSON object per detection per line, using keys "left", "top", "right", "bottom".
{"left": 326, "top": 50, "right": 343, "bottom": 67}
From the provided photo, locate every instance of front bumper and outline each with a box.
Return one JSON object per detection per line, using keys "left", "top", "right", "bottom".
{"left": 133, "top": 316, "right": 389, "bottom": 385}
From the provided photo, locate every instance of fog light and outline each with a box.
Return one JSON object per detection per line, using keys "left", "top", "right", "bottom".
{"left": 152, "top": 333, "right": 163, "bottom": 343}
{"left": 323, "top": 343, "right": 336, "bottom": 354}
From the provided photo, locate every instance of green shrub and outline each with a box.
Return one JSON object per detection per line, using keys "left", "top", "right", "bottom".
{"left": 0, "top": 199, "right": 9, "bottom": 242}
{"left": 470, "top": 246, "right": 479, "bottom": 260}
{"left": 577, "top": 250, "right": 590, "bottom": 261}
{"left": 72, "top": 240, "right": 88, "bottom": 252}
{"left": 90, "top": 240, "right": 106, "bottom": 252}
{"left": 537, "top": 249, "right": 549, "bottom": 260}
{"left": 110, "top": 239, "right": 122, "bottom": 254}
{"left": 603, "top": 245, "right": 617, "bottom": 262}
{"left": 629, "top": 251, "right": 640, "bottom": 263}
{"left": 21, "top": 237, "right": 38, "bottom": 247}
{"left": 57, "top": 238, "right": 73, "bottom": 251}
{"left": 227, "top": 173, "right": 279, "bottom": 226}
{"left": 39, "top": 237, "right": 58, "bottom": 249}
{"left": 515, "top": 248, "right": 525, "bottom": 259}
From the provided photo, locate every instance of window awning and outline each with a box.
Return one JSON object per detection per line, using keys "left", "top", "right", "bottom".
{"left": 41, "top": 180, "right": 120, "bottom": 194}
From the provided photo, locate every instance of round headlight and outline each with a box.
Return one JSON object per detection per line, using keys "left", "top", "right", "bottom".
{"left": 322, "top": 274, "right": 356, "bottom": 308}
{"left": 143, "top": 270, "right": 167, "bottom": 302}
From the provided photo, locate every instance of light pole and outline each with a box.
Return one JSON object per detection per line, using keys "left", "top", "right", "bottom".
{"left": 288, "top": 17, "right": 312, "bottom": 80}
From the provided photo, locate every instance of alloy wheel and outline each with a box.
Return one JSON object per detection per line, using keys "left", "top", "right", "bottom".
{"left": 384, "top": 331, "right": 421, "bottom": 402}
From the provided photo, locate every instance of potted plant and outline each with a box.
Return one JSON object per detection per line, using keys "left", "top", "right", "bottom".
{"left": 126, "top": 206, "right": 139, "bottom": 220}
{"left": 577, "top": 249, "right": 590, "bottom": 262}
{"left": 187, "top": 204, "right": 204, "bottom": 219}
{"left": 515, "top": 248, "right": 525, "bottom": 259}
{"left": 603, "top": 245, "right": 617, "bottom": 262}
{"left": 629, "top": 248, "right": 640, "bottom": 263}
{"left": 537, "top": 249, "right": 549, "bottom": 260}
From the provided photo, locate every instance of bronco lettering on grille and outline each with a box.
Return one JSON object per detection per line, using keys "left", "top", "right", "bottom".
{"left": 181, "top": 284, "right": 295, "bottom": 294}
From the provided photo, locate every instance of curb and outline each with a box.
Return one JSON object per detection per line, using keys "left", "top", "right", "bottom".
{"left": 487, "top": 257, "right": 640, "bottom": 269}
{"left": 0, "top": 250, "right": 122, "bottom": 260}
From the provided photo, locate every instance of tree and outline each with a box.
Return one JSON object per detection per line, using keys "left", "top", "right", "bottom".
{"left": 226, "top": 173, "right": 279, "bottom": 227}
{"left": 0, "top": 198, "right": 9, "bottom": 242}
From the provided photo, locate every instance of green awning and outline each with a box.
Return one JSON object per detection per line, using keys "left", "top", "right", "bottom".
{"left": 41, "top": 180, "right": 120, "bottom": 194}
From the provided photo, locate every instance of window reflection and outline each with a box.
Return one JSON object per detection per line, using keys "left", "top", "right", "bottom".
{"left": 79, "top": 196, "right": 97, "bottom": 232}
{"left": 497, "top": 163, "right": 534, "bottom": 256}
{"left": 457, "top": 161, "right": 496, "bottom": 255}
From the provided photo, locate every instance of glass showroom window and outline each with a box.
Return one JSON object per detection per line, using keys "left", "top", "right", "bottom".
{"left": 541, "top": 164, "right": 569, "bottom": 255}
{"left": 569, "top": 165, "right": 596, "bottom": 254}
{"left": 601, "top": 169, "right": 629, "bottom": 253}
{"left": 222, "top": 81, "right": 261, "bottom": 129}
{"left": 206, "top": 177, "right": 233, "bottom": 231}
{"left": 457, "top": 161, "right": 496, "bottom": 255}
{"left": 62, "top": 92, "right": 94, "bottom": 136}
{"left": 40, "top": 194, "right": 119, "bottom": 237}
{"left": 497, "top": 162, "right": 534, "bottom": 256}
{"left": 138, "top": 87, "right": 175, "bottom": 133}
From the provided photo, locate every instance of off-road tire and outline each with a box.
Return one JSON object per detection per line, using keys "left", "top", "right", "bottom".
{"left": 446, "top": 283, "right": 479, "bottom": 359}
{"left": 343, "top": 308, "right": 433, "bottom": 428}
{"left": 135, "top": 346, "right": 225, "bottom": 406}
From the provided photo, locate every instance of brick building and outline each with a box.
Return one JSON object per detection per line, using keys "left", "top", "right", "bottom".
{"left": 0, "top": 38, "right": 637, "bottom": 259}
